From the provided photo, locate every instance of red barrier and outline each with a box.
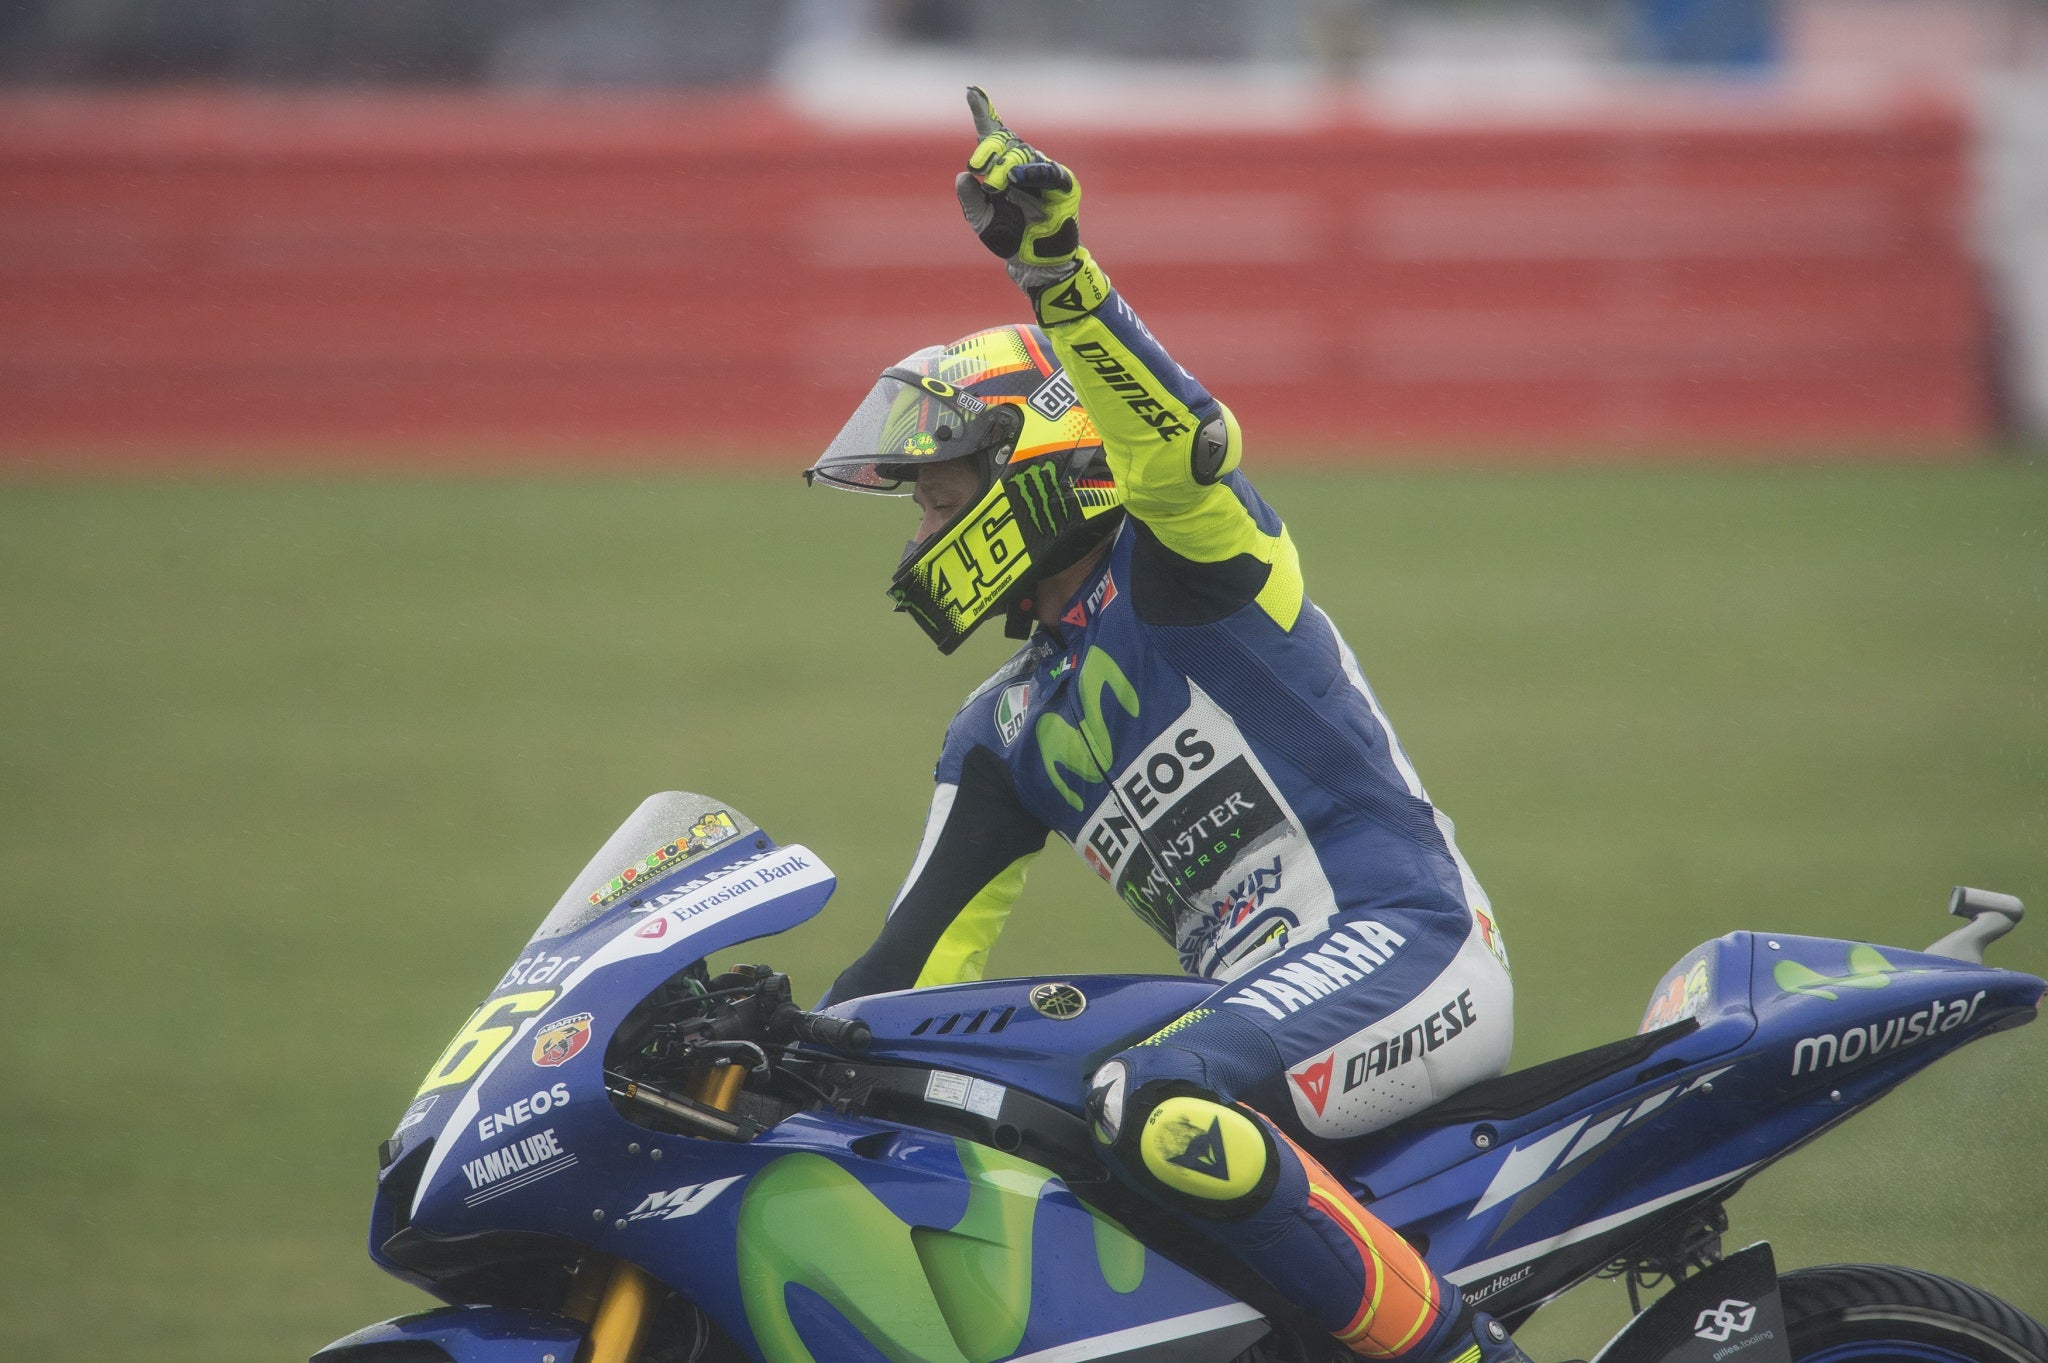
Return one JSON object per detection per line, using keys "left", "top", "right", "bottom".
{"left": 0, "top": 89, "right": 1988, "bottom": 460}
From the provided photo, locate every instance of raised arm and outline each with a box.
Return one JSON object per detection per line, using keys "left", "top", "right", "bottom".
{"left": 953, "top": 88, "right": 1302, "bottom": 632}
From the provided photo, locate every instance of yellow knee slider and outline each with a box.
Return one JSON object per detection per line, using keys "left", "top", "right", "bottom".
{"left": 1130, "top": 1090, "right": 1279, "bottom": 1220}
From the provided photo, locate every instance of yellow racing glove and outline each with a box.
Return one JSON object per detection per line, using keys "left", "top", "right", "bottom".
{"left": 952, "top": 86, "right": 1086, "bottom": 293}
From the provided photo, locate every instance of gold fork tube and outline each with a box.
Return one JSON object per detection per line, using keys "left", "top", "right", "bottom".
{"left": 686, "top": 1059, "right": 746, "bottom": 1111}
{"left": 577, "top": 1258, "right": 658, "bottom": 1363}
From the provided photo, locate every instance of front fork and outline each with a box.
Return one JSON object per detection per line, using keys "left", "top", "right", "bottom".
{"left": 566, "top": 1058, "right": 748, "bottom": 1363}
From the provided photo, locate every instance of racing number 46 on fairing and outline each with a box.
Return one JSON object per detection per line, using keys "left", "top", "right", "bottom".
{"left": 319, "top": 791, "right": 2048, "bottom": 1363}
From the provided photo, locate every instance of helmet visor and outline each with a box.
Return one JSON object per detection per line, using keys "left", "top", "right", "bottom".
{"left": 806, "top": 369, "right": 1011, "bottom": 494}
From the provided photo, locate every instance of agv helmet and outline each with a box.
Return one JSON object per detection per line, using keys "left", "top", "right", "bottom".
{"left": 806, "top": 324, "right": 1124, "bottom": 654}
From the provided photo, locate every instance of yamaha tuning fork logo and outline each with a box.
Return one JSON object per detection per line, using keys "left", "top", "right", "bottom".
{"left": 1029, "top": 982, "right": 1087, "bottom": 1019}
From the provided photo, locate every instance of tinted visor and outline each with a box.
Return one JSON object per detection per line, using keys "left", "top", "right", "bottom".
{"left": 806, "top": 368, "right": 1013, "bottom": 494}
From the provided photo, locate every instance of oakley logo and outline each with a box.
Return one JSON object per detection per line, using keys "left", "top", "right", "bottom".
{"left": 1694, "top": 1301, "right": 1757, "bottom": 1342}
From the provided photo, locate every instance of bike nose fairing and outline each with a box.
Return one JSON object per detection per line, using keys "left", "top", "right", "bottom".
{"left": 385, "top": 793, "right": 838, "bottom": 1224}
{"left": 371, "top": 793, "right": 1274, "bottom": 1363}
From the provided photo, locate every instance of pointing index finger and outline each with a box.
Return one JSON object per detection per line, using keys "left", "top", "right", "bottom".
{"left": 965, "top": 85, "right": 1006, "bottom": 140}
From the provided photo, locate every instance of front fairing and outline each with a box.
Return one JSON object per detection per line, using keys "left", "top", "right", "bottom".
{"left": 366, "top": 793, "right": 1266, "bottom": 1363}
{"left": 378, "top": 793, "right": 837, "bottom": 1247}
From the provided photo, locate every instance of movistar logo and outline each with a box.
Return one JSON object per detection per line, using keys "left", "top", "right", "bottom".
{"left": 1036, "top": 646, "right": 1139, "bottom": 810}
{"left": 1008, "top": 462, "right": 1069, "bottom": 539}
{"left": 1774, "top": 944, "right": 1918, "bottom": 999}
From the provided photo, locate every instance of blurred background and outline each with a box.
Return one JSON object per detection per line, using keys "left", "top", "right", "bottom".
{"left": 1, "top": 2, "right": 2045, "bottom": 1361}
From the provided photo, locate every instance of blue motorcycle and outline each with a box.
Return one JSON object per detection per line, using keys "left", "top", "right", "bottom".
{"left": 319, "top": 791, "right": 2046, "bottom": 1363}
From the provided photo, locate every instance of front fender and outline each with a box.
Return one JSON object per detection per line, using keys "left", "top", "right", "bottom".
{"left": 311, "top": 1305, "right": 584, "bottom": 1362}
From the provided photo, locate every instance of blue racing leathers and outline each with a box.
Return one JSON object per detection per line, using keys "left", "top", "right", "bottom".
{"left": 823, "top": 249, "right": 1515, "bottom": 1360}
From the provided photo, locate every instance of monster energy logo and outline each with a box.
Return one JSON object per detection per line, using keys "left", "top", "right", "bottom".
{"left": 1007, "top": 462, "right": 1075, "bottom": 540}
{"left": 1037, "top": 646, "right": 1139, "bottom": 810}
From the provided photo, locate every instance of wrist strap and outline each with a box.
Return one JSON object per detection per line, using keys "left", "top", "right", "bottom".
{"left": 1028, "top": 249, "right": 1112, "bottom": 328}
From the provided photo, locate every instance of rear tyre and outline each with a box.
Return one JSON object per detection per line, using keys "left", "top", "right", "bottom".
{"left": 1780, "top": 1264, "right": 2048, "bottom": 1363}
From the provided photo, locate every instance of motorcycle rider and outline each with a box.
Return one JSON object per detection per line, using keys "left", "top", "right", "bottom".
{"left": 807, "top": 89, "right": 1528, "bottom": 1363}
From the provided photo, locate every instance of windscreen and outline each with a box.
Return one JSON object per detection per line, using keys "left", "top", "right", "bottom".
{"left": 530, "top": 791, "right": 761, "bottom": 942}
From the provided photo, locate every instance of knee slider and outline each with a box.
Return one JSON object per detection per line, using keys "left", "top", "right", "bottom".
{"left": 1121, "top": 1081, "right": 1279, "bottom": 1220}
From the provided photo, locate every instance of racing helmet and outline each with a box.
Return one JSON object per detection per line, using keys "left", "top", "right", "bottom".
{"left": 806, "top": 324, "right": 1125, "bottom": 654}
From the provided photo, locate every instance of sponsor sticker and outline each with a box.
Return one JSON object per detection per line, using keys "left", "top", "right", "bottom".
{"left": 1068, "top": 340, "right": 1191, "bottom": 439}
{"left": 477, "top": 1082, "right": 572, "bottom": 1142}
{"left": 1773, "top": 944, "right": 1916, "bottom": 999}
{"left": 460, "top": 1126, "right": 577, "bottom": 1206}
{"left": 626, "top": 1175, "right": 743, "bottom": 1223}
{"left": 1086, "top": 570, "right": 1118, "bottom": 618}
{"left": 1789, "top": 990, "right": 1984, "bottom": 1077}
{"left": 1070, "top": 680, "right": 1338, "bottom": 973}
{"left": 925, "top": 1070, "right": 1007, "bottom": 1120}
{"left": 1695, "top": 1301, "right": 1758, "bottom": 1343}
{"left": 1026, "top": 369, "right": 1079, "bottom": 420}
{"left": 393, "top": 1094, "right": 438, "bottom": 1137}
{"left": 1342, "top": 989, "right": 1478, "bottom": 1087}
{"left": 1642, "top": 957, "right": 1711, "bottom": 1032}
{"left": 532, "top": 1012, "right": 594, "bottom": 1068}
{"left": 497, "top": 952, "right": 582, "bottom": 991}
{"left": 587, "top": 811, "right": 741, "bottom": 908}
{"left": 994, "top": 681, "right": 1032, "bottom": 747}
{"left": 1289, "top": 1055, "right": 1335, "bottom": 1115}
{"left": 1212, "top": 857, "right": 1283, "bottom": 929}
{"left": 1463, "top": 1264, "right": 1533, "bottom": 1306}
{"left": 1224, "top": 922, "right": 1410, "bottom": 1023}
{"left": 1474, "top": 905, "right": 1511, "bottom": 974}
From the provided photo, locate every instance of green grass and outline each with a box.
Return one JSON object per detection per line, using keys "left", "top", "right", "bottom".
{"left": 1, "top": 464, "right": 2043, "bottom": 1362}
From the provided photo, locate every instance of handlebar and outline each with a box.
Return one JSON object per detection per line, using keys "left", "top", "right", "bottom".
{"left": 774, "top": 1003, "right": 872, "bottom": 1054}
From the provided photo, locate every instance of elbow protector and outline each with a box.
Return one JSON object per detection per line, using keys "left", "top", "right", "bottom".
{"left": 1190, "top": 405, "right": 1242, "bottom": 486}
